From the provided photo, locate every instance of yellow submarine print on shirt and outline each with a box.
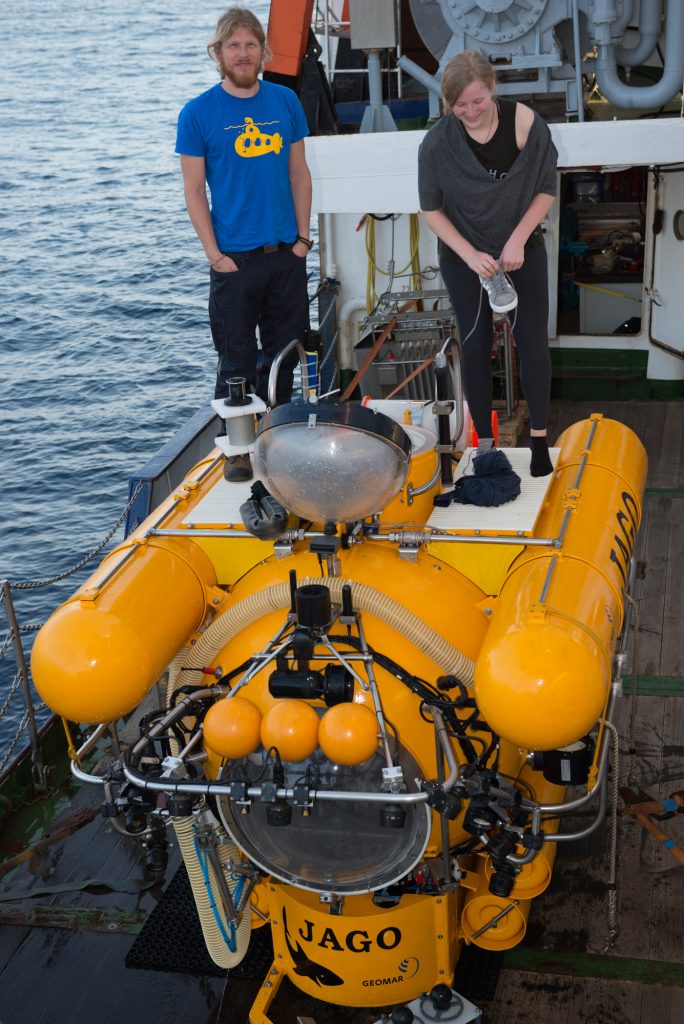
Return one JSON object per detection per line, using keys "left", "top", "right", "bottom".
{"left": 232, "top": 117, "right": 283, "bottom": 158}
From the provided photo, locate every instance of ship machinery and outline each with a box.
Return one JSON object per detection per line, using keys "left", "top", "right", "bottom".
{"left": 30, "top": 345, "right": 647, "bottom": 1023}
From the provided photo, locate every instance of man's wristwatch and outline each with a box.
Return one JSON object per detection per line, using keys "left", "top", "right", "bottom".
{"left": 296, "top": 235, "right": 314, "bottom": 250}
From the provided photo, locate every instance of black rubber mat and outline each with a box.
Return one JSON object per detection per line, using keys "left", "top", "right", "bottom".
{"left": 452, "top": 942, "right": 503, "bottom": 1002}
{"left": 125, "top": 864, "right": 273, "bottom": 979}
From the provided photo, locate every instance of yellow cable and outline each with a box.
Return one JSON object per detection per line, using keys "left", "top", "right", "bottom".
{"left": 61, "top": 717, "right": 81, "bottom": 767}
{"left": 365, "top": 216, "right": 378, "bottom": 312}
{"left": 410, "top": 213, "right": 422, "bottom": 293}
{"left": 365, "top": 214, "right": 423, "bottom": 313}
{"left": 575, "top": 280, "right": 642, "bottom": 303}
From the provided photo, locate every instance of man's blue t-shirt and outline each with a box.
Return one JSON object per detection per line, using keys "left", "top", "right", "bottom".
{"left": 176, "top": 79, "right": 309, "bottom": 252}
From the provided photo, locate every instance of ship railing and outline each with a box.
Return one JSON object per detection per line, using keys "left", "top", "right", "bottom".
{"left": 312, "top": 3, "right": 406, "bottom": 100}
{"left": 0, "top": 580, "right": 47, "bottom": 789}
{"left": 0, "top": 481, "right": 146, "bottom": 791}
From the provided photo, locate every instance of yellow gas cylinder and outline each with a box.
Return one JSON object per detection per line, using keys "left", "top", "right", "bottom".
{"left": 31, "top": 536, "right": 216, "bottom": 723}
{"left": 474, "top": 416, "right": 647, "bottom": 750}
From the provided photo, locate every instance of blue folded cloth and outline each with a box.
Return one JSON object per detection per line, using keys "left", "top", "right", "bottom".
{"left": 435, "top": 450, "right": 521, "bottom": 508}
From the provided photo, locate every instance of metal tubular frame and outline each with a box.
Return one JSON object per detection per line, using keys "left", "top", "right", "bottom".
{"left": 1, "top": 580, "right": 44, "bottom": 783}
{"left": 267, "top": 338, "right": 311, "bottom": 410}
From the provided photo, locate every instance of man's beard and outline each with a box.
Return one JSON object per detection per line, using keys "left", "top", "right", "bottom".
{"left": 223, "top": 63, "right": 260, "bottom": 89}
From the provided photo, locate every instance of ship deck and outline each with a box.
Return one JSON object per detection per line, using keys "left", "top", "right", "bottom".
{"left": 1, "top": 399, "right": 682, "bottom": 1024}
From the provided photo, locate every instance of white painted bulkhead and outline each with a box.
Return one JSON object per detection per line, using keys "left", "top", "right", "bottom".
{"left": 305, "top": 119, "right": 684, "bottom": 382}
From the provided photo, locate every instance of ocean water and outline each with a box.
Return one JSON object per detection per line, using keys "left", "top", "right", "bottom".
{"left": 0, "top": 0, "right": 290, "bottom": 748}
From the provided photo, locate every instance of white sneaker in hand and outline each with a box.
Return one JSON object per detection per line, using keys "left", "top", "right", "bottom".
{"left": 479, "top": 266, "right": 518, "bottom": 313}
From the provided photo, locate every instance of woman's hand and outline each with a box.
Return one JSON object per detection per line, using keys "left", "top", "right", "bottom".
{"left": 465, "top": 249, "right": 499, "bottom": 277}
{"left": 499, "top": 238, "right": 525, "bottom": 272}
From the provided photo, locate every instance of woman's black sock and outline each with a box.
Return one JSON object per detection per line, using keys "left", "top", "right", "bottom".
{"left": 530, "top": 435, "right": 553, "bottom": 477}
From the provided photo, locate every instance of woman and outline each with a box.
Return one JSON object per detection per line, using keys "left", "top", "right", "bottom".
{"left": 418, "top": 51, "right": 558, "bottom": 477}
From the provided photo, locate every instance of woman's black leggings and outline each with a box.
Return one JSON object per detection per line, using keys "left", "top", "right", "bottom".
{"left": 440, "top": 243, "right": 551, "bottom": 438}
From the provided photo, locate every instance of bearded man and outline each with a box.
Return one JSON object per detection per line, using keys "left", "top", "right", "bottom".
{"left": 176, "top": 6, "right": 312, "bottom": 481}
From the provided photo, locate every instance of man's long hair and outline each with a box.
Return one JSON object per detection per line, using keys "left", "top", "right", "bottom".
{"left": 207, "top": 6, "right": 272, "bottom": 76}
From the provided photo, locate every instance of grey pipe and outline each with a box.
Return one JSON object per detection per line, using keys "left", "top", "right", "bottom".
{"left": 572, "top": 0, "right": 586, "bottom": 122}
{"left": 596, "top": 0, "right": 683, "bottom": 108}
{"left": 612, "top": 0, "right": 636, "bottom": 37}
{"left": 397, "top": 54, "right": 442, "bottom": 99}
{"left": 590, "top": 0, "right": 621, "bottom": 40}
{"left": 547, "top": 763, "right": 609, "bottom": 843}
{"left": 362, "top": 50, "right": 398, "bottom": 132}
{"left": 615, "top": 0, "right": 663, "bottom": 68}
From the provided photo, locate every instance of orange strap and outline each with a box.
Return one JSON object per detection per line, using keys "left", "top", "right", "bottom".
{"left": 628, "top": 811, "right": 684, "bottom": 866}
{"left": 386, "top": 355, "right": 435, "bottom": 399}
{"left": 340, "top": 317, "right": 396, "bottom": 402}
{"left": 340, "top": 300, "right": 418, "bottom": 403}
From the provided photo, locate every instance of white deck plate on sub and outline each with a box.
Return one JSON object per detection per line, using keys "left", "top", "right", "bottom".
{"left": 182, "top": 475, "right": 260, "bottom": 526}
{"left": 427, "top": 447, "right": 560, "bottom": 536}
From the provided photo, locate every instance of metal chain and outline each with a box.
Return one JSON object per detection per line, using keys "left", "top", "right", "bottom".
{"left": 10, "top": 481, "right": 143, "bottom": 590}
{"left": 0, "top": 632, "right": 13, "bottom": 662}
{"left": 0, "top": 710, "right": 30, "bottom": 774}
{"left": 0, "top": 671, "right": 21, "bottom": 722}
{"left": 624, "top": 592, "right": 640, "bottom": 785}
{"left": 309, "top": 280, "right": 340, "bottom": 389}
{"left": 603, "top": 720, "right": 621, "bottom": 953}
{"left": 316, "top": 291, "right": 337, "bottom": 331}
{"left": 319, "top": 327, "right": 340, "bottom": 373}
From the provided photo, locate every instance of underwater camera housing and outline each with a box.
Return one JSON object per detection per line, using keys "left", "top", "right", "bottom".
{"left": 253, "top": 401, "right": 411, "bottom": 522}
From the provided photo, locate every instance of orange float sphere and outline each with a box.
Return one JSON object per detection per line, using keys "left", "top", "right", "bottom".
{"left": 260, "top": 700, "right": 320, "bottom": 763}
{"left": 203, "top": 697, "right": 262, "bottom": 759}
{"left": 319, "top": 702, "right": 379, "bottom": 766}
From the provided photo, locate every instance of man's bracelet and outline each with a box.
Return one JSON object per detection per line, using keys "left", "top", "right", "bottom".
{"left": 296, "top": 235, "right": 314, "bottom": 251}
{"left": 211, "top": 253, "right": 228, "bottom": 268}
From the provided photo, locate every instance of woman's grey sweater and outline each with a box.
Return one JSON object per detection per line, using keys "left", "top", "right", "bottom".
{"left": 418, "top": 109, "right": 558, "bottom": 259}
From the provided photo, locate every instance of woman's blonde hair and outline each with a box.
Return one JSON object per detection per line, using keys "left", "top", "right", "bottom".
{"left": 441, "top": 50, "right": 496, "bottom": 108}
{"left": 207, "top": 6, "right": 272, "bottom": 76}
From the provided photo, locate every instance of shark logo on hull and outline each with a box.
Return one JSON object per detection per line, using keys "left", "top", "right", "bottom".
{"left": 282, "top": 907, "right": 344, "bottom": 987}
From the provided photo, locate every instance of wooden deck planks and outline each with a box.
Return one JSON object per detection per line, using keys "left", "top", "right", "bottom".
{"left": 487, "top": 971, "right": 684, "bottom": 1024}
{"left": 483, "top": 970, "right": 646, "bottom": 1024}
{"left": 652, "top": 402, "right": 684, "bottom": 490}
{"left": 640, "top": 984, "right": 684, "bottom": 1024}
{"left": 498, "top": 695, "right": 684, "bottom": 1022}
{"left": 660, "top": 505, "right": 684, "bottom": 677}
{"left": 648, "top": 696, "right": 684, "bottom": 967}
{"left": 632, "top": 492, "right": 684, "bottom": 679}
{"left": 611, "top": 696, "right": 664, "bottom": 962}
{"left": 643, "top": 402, "right": 668, "bottom": 487}
{"left": 632, "top": 497, "right": 671, "bottom": 676}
